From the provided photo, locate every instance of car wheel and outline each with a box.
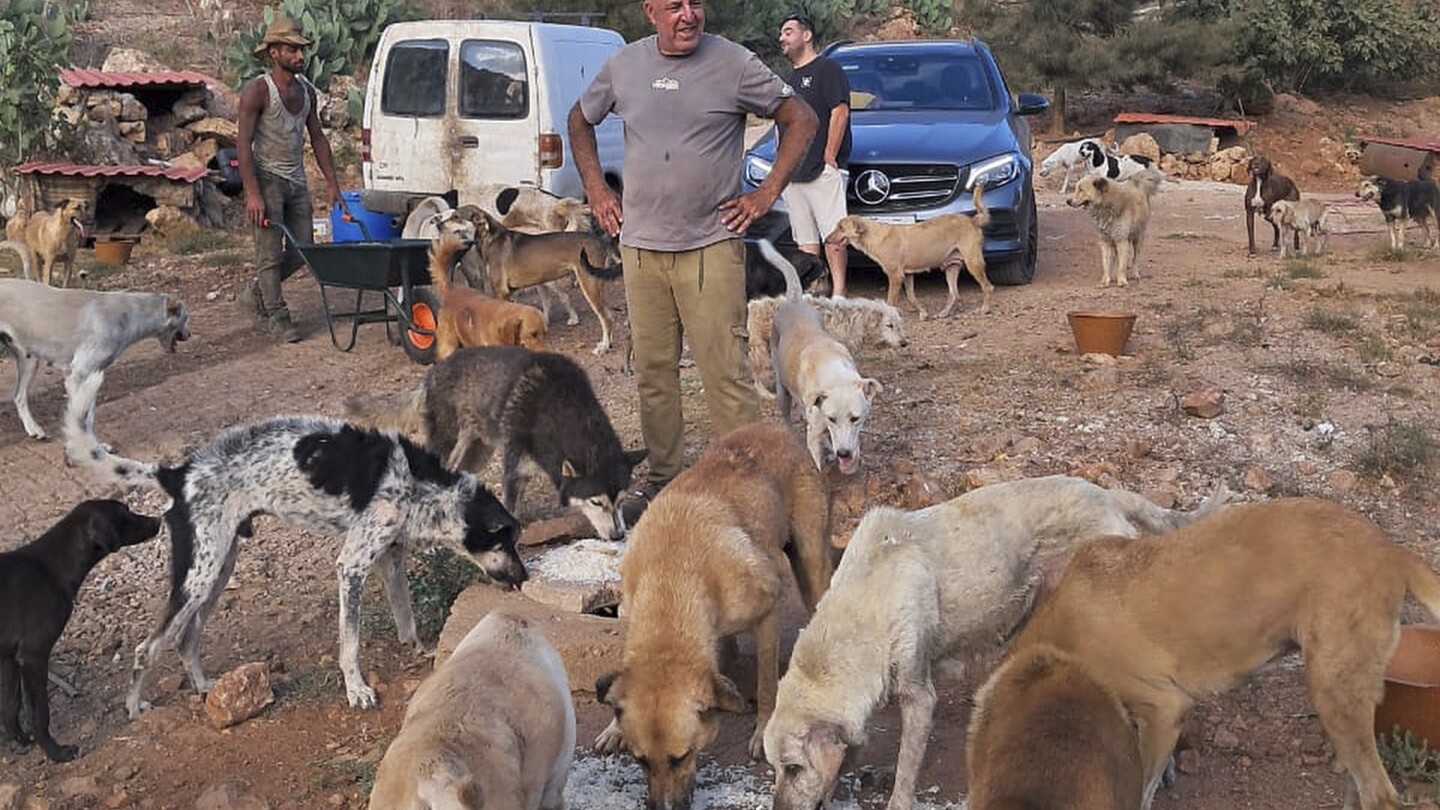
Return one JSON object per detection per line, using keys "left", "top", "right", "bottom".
{"left": 401, "top": 285, "right": 440, "bottom": 364}
{"left": 989, "top": 192, "right": 1037, "bottom": 286}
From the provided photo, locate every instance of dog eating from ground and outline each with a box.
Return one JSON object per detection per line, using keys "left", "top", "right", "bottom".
{"left": 345, "top": 345, "right": 645, "bottom": 541}
{"left": 428, "top": 232, "right": 547, "bottom": 359}
{"left": 764, "top": 475, "right": 1229, "bottom": 810}
{"left": 368, "top": 611, "right": 575, "bottom": 810}
{"left": 593, "top": 422, "right": 833, "bottom": 809}
{"left": 1013, "top": 498, "right": 1440, "bottom": 810}
{"left": 747, "top": 292, "right": 906, "bottom": 401}
{"left": 5, "top": 199, "right": 87, "bottom": 288}
{"left": 966, "top": 642, "right": 1143, "bottom": 810}
{"left": 1038, "top": 138, "right": 1100, "bottom": 193}
{"left": 1078, "top": 139, "right": 1156, "bottom": 182}
{"left": 745, "top": 240, "right": 829, "bottom": 300}
{"left": 466, "top": 207, "right": 622, "bottom": 355}
{"left": 77, "top": 415, "right": 525, "bottom": 717}
{"left": 1245, "top": 156, "right": 1301, "bottom": 256}
{"left": 1066, "top": 170, "right": 1165, "bottom": 287}
{"left": 827, "top": 183, "right": 992, "bottom": 319}
{"left": 0, "top": 500, "right": 161, "bottom": 762}
{"left": 0, "top": 278, "right": 190, "bottom": 462}
{"left": 1269, "top": 197, "right": 1334, "bottom": 258}
{"left": 1356, "top": 175, "right": 1440, "bottom": 251}
{"left": 761, "top": 240, "right": 881, "bottom": 475}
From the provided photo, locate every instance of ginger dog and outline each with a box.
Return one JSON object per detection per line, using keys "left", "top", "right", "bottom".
{"left": 368, "top": 612, "right": 574, "bottom": 810}
{"left": 428, "top": 232, "right": 547, "bottom": 360}
{"left": 6, "top": 199, "right": 87, "bottom": 287}
{"left": 593, "top": 422, "right": 833, "bottom": 810}
{"left": 1015, "top": 498, "right": 1440, "bottom": 810}
{"left": 827, "top": 183, "right": 991, "bottom": 318}
{"left": 1066, "top": 170, "right": 1164, "bottom": 287}
{"left": 967, "top": 643, "right": 1142, "bottom": 810}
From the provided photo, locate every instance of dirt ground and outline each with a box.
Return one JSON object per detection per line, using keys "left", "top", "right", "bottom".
{"left": 6, "top": 160, "right": 1440, "bottom": 807}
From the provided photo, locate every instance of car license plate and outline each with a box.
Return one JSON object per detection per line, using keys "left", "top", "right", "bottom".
{"left": 867, "top": 213, "right": 916, "bottom": 225}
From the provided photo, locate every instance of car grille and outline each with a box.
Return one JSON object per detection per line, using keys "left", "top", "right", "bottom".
{"left": 847, "top": 163, "right": 968, "bottom": 214}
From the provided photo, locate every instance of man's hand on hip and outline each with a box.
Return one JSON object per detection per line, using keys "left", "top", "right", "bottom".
{"left": 719, "top": 189, "right": 777, "bottom": 234}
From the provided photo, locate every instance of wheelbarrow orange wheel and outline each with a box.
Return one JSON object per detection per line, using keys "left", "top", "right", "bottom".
{"left": 401, "top": 286, "right": 440, "bottom": 364}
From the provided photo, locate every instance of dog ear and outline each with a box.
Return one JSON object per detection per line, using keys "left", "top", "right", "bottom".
{"left": 862, "top": 378, "right": 883, "bottom": 400}
{"left": 561, "top": 460, "right": 578, "bottom": 479}
{"left": 803, "top": 722, "right": 848, "bottom": 778}
{"left": 708, "top": 673, "right": 748, "bottom": 714}
{"left": 503, "top": 318, "right": 524, "bottom": 346}
{"left": 809, "top": 392, "right": 827, "bottom": 411}
{"left": 1092, "top": 177, "right": 1109, "bottom": 193}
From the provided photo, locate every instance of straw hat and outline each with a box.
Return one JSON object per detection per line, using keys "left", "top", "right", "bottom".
{"left": 253, "top": 16, "right": 311, "bottom": 56}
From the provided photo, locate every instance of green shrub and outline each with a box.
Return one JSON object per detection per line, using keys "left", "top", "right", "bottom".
{"left": 0, "top": 0, "right": 77, "bottom": 166}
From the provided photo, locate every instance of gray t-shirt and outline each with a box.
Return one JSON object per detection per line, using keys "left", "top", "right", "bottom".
{"left": 579, "top": 33, "right": 793, "bottom": 251}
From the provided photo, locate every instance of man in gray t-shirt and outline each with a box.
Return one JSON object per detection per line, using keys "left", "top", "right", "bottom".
{"left": 569, "top": 0, "right": 816, "bottom": 526}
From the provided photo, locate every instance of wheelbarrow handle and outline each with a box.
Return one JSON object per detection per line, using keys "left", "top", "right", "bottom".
{"left": 262, "top": 217, "right": 301, "bottom": 247}
{"left": 334, "top": 195, "right": 375, "bottom": 242}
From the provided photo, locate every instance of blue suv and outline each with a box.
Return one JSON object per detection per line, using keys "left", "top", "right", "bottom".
{"left": 743, "top": 38, "right": 1049, "bottom": 285}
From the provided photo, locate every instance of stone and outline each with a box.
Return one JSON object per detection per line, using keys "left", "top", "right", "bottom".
{"left": 520, "top": 571, "right": 621, "bottom": 615}
{"left": 102, "top": 790, "right": 131, "bottom": 809}
{"left": 1217, "top": 145, "right": 1250, "bottom": 162}
{"left": 1118, "top": 132, "right": 1161, "bottom": 162}
{"left": 899, "top": 469, "right": 946, "bottom": 511}
{"left": 144, "top": 205, "right": 199, "bottom": 240}
{"left": 195, "top": 781, "right": 269, "bottom": 810}
{"left": 116, "top": 93, "right": 148, "bottom": 122}
{"left": 203, "top": 662, "right": 274, "bottom": 729}
{"left": 519, "top": 512, "right": 595, "bottom": 547}
{"left": 1273, "top": 93, "right": 1322, "bottom": 116}
{"left": 1328, "top": 470, "right": 1360, "bottom": 492}
{"left": 1230, "top": 161, "right": 1251, "bottom": 185}
{"left": 1241, "top": 466, "right": 1273, "bottom": 493}
{"left": 1179, "top": 385, "right": 1225, "bottom": 418}
{"left": 187, "top": 117, "right": 239, "bottom": 146}
{"left": 1176, "top": 748, "right": 1201, "bottom": 775}
{"left": 102, "top": 48, "right": 168, "bottom": 73}
{"left": 118, "top": 121, "right": 146, "bottom": 142}
{"left": 1209, "top": 159, "right": 1235, "bottom": 182}
{"left": 58, "top": 776, "right": 101, "bottom": 799}
{"left": 152, "top": 129, "right": 194, "bottom": 160}
{"left": 171, "top": 102, "right": 208, "bottom": 128}
{"left": 170, "top": 152, "right": 206, "bottom": 171}
{"left": 191, "top": 138, "right": 220, "bottom": 166}
{"left": 1212, "top": 726, "right": 1241, "bottom": 751}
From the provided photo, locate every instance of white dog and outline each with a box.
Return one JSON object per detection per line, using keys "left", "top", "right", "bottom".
{"left": 1038, "top": 138, "right": 1099, "bottom": 193}
{"left": 0, "top": 279, "right": 189, "bottom": 463}
{"left": 368, "top": 612, "right": 575, "bottom": 810}
{"left": 760, "top": 240, "right": 881, "bottom": 474}
{"left": 747, "top": 293, "right": 906, "bottom": 400}
{"left": 764, "top": 475, "right": 1230, "bottom": 810}
{"left": 1270, "top": 197, "right": 1333, "bottom": 258}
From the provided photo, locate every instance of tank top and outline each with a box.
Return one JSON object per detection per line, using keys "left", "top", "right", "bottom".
{"left": 252, "top": 73, "right": 311, "bottom": 184}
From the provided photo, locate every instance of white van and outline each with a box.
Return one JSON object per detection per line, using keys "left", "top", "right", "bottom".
{"left": 361, "top": 20, "right": 625, "bottom": 213}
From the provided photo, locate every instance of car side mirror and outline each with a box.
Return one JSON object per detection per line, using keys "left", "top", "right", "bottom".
{"left": 1016, "top": 93, "right": 1050, "bottom": 116}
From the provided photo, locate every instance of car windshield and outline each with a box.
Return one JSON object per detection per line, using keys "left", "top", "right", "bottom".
{"left": 835, "top": 52, "right": 996, "bottom": 112}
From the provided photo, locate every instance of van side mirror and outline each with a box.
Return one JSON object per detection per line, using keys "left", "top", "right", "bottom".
{"left": 1016, "top": 93, "right": 1050, "bottom": 116}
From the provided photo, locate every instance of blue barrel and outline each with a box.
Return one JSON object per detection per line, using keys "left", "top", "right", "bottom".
{"left": 331, "top": 190, "right": 402, "bottom": 243}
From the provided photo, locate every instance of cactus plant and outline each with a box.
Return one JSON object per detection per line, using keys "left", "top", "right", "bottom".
{"left": 0, "top": 0, "right": 78, "bottom": 166}
{"left": 222, "top": 0, "right": 410, "bottom": 91}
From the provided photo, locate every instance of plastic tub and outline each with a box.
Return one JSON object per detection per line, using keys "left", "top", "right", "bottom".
{"left": 1067, "top": 310, "right": 1137, "bottom": 357}
{"left": 330, "top": 190, "right": 401, "bottom": 243}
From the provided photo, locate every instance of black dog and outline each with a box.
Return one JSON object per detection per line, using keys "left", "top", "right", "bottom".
{"left": 1357, "top": 175, "right": 1440, "bottom": 251}
{"left": 0, "top": 500, "right": 160, "bottom": 761}
{"left": 744, "top": 240, "right": 828, "bottom": 299}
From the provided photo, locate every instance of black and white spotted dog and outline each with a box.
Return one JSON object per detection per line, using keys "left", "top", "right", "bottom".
{"left": 1356, "top": 175, "right": 1440, "bottom": 251}
{"left": 84, "top": 415, "right": 525, "bottom": 717}
{"left": 1078, "top": 139, "right": 1156, "bottom": 182}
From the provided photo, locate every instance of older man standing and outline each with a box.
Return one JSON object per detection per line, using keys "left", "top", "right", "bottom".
{"left": 236, "top": 16, "right": 342, "bottom": 343}
{"left": 569, "top": 0, "right": 817, "bottom": 524}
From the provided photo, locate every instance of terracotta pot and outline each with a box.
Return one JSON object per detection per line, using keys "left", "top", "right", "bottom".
{"left": 1376, "top": 624, "right": 1440, "bottom": 747}
{"left": 1067, "top": 310, "right": 1137, "bottom": 357}
{"left": 94, "top": 239, "right": 136, "bottom": 265}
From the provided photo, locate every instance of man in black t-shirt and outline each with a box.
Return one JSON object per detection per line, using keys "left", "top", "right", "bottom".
{"left": 777, "top": 13, "right": 853, "bottom": 296}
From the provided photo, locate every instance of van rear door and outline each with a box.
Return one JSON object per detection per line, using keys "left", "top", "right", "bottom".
{"left": 451, "top": 24, "right": 542, "bottom": 193}
{"left": 366, "top": 32, "right": 452, "bottom": 193}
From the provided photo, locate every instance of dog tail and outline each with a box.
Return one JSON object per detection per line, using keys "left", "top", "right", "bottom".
{"left": 342, "top": 385, "right": 428, "bottom": 446}
{"left": 970, "top": 181, "right": 991, "bottom": 229}
{"left": 1134, "top": 168, "right": 1166, "bottom": 198}
{"left": 757, "top": 238, "right": 804, "bottom": 301}
{"left": 429, "top": 232, "right": 469, "bottom": 297}
{"left": 0, "top": 240, "right": 31, "bottom": 281}
{"left": 579, "top": 239, "right": 623, "bottom": 281}
{"left": 1404, "top": 551, "right": 1440, "bottom": 621}
{"left": 1119, "top": 480, "right": 1233, "bottom": 536}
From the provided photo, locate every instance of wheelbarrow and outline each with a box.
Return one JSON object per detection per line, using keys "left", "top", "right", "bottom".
{"left": 265, "top": 212, "right": 441, "bottom": 363}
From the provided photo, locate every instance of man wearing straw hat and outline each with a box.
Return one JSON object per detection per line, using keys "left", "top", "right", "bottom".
{"left": 236, "top": 15, "right": 342, "bottom": 342}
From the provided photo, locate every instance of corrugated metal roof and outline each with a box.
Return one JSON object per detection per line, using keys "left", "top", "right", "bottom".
{"left": 1357, "top": 135, "right": 1440, "bottom": 154}
{"left": 1113, "top": 112, "right": 1255, "bottom": 134}
{"left": 12, "top": 162, "right": 208, "bottom": 183}
{"left": 59, "top": 67, "right": 216, "bottom": 89}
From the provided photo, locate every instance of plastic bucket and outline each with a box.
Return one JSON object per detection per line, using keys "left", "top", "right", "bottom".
{"left": 331, "top": 190, "right": 401, "bottom": 243}
{"left": 1067, "top": 310, "right": 1137, "bottom": 356}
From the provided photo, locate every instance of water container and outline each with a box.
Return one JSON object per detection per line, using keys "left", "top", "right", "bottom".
{"left": 331, "top": 190, "right": 402, "bottom": 243}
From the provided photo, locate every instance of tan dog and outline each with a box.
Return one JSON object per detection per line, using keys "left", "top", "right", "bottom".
{"left": 1066, "top": 170, "right": 1164, "bottom": 287}
{"left": 747, "top": 293, "right": 906, "bottom": 401}
{"left": 594, "top": 422, "right": 833, "bottom": 809}
{"left": 1015, "top": 498, "right": 1440, "bottom": 810}
{"left": 428, "top": 232, "right": 547, "bottom": 360}
{"left": 465, "top": 207, "right": 621, "bottom": 355}
{"left": 1270, "top": 197, "right": 1333, "bottom": 258}
{"left": 966, "top": 642, "right": 1143, "bottom": 810}
{"left": 826, "top": 183, "right": 991, "bottom": 319}
{"left": 6, "top": 199, "right": 87, "bottom": 287}
{"left": 368, "top": 611, "right": 575, "bottom": 809}
{"left": 761, "top": 240, "right": 881, "bottom": 475}
{"left": 764, "top": 475, "right": 1228, "bottom": 810}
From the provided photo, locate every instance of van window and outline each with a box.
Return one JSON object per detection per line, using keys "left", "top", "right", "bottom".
{"left": 382, "top": 39, "right": 448, "bottom": 117}
{"left": 460, "top": 40, "right": 528, "bottom": 119}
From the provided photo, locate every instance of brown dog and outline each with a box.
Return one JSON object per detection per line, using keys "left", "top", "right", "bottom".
{"left": 463, "top": 206, "right": 621, "bottom": 355}
{"left": 428, "top": 232, "right": 547, "bottom": 360}
{"left": 5, "top": 199, "right": 87, "bottom": 287}
{"left": 827, "top": 183, "right": 991, "bottom": 319}
{"left": 967, "top": 642, "right": 1143, "bottom": 810}
{"left": 593, "top": 422, "right": 833, "bottom": 809}
{"left": 1014, "top": 498, "right": 1440, "bottom": 810}
{"left": 1246, "top": 156, "right": 1301, "bottom": 256}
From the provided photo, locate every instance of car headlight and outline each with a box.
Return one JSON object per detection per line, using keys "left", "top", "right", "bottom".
{"left": 744, "top": 154, "right": 773, "bottom": 188}
{"left": 966, "top": 153, "right": 1019, "bottom": 190}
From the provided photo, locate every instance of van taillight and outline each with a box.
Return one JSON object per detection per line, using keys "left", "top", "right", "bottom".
{"left": 361, "top": 128, "right": 372, "bottom": 164}
{"left": 539, "top": 133, "right": 563, "bottom": 169}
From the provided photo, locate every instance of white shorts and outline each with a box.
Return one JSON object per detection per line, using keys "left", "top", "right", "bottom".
{"left": 782, "top": 164, "right": 848, "bottom": 246}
